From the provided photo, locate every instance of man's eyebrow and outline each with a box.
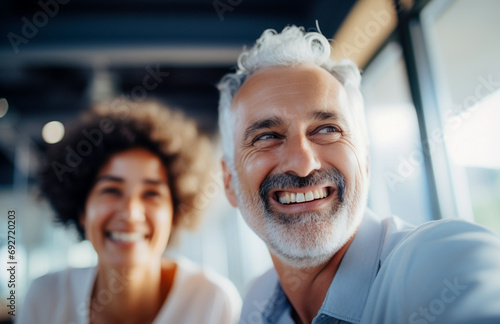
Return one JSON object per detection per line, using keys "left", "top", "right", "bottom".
{"left": 243, "top": 116, "right": 284, "bottom": 142}
{"left": 310, "top": 110, "right": 347, "bottom": 124}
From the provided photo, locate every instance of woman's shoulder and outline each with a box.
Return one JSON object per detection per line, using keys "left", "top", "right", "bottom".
{"left": 18, "top": 266, "right": 96, "bottom": 324}
{"left": 174, "top": 257, "right": 239, "bottom": 299}
{"left": 157, "top": 257, "right": 241, "bottom": 324}
{"left": 27, "top": 266, "right": 96, "bottom": 295}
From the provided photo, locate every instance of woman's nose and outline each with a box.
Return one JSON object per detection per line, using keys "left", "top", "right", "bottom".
{"left": 118, "top": 195, "right": 146, "bottom": 221}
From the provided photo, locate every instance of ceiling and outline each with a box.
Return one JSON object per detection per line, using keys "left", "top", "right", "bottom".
{"left": 0, "top": 0, "right": 357, "bottom": 185}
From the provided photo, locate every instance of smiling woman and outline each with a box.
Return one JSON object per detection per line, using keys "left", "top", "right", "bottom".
{"left": 17, "top": 100, "right": 241, "bottom": 324}
{"left": 83, "top": 148, "right": 173, "bottom": 268}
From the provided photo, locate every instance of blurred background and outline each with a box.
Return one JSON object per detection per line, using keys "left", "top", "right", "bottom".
{"left": 1, "top": 0, "right": 499, "bottom": 321}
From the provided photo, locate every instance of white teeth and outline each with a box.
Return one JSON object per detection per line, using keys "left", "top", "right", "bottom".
{"left": 109, "top": 232, "right": 145, "bottom": 242}
{"left": 277, "top": 188, "right": 330, "bottom": 205}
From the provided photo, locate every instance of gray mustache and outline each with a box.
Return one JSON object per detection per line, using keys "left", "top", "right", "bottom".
{"left": 259, "top": 168, "right": 346, "bottom": 203}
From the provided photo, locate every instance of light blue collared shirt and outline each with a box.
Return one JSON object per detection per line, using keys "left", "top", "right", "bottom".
{"left": 239, "top": 210, "right": 500, "bottom": 324}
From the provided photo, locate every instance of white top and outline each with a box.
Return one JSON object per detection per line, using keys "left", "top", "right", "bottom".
{"left": 17, "top": 257, "right": 241, "bottom": 324}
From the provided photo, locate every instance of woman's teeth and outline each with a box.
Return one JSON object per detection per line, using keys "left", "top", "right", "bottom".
{"left": 278, "top": 188, "right": 329, "bottom": 204}
{"left": 109, "top": 232, "right": 146, "bottom": 242}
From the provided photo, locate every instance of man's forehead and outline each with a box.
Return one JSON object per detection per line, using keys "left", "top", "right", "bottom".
{"left": 231, "top": 64, "right": 347, "bottom": 118}
{"left": 235, "top": 64, "right": 341, "bottom": 102}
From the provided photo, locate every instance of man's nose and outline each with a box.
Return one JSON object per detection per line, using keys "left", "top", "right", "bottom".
{"left": 280, "top": 135, "right": 321, "bottom": 177}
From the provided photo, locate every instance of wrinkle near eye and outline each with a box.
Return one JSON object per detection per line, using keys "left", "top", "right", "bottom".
{"left": 339, "top": 138, "right": 366, "bottom": 175}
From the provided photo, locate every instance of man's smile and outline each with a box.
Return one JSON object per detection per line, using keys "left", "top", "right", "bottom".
{"left": 275, "top": 187, "right": 331, "bottom": 205}
{"left": 265, "top": 184, "right": 337, "bottom": 215}
{"left": 259, "top": 169, "right": 344, "bottom": 216}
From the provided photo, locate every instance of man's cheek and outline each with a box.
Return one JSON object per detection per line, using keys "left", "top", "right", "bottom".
{"left": 324, "top": 147, "right": 359, "bottom": 187}
{"left": 242, "top": 154, "right": 275, "bottom": 189}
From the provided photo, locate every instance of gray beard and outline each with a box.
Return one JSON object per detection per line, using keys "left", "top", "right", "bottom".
{"left": 236, "top": 168, "right": 364, "bottom": 269}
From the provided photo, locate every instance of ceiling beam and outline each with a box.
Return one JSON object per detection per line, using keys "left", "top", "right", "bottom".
{"left": 0, "top": 45, "right": 243, "bottom": 67}
{"left": 330, "top": 0, "right": 413, "bottom": 68}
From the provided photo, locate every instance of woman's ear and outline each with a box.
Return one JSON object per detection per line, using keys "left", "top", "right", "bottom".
{"left": 79, "top": 211, "right": 86, "bottom": 231}
{"left": 365, "top": 153, "right": 370, "bottom": 177}
{"left": 221, "top": 160, "right": 238, "bottom": 208}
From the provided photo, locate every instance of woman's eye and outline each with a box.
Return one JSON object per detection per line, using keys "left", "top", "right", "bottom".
{"left": 100, "top": 187, "right": 121, "bottom": 195}
{"left": 144, "top": 190, "right": 160, "bottom": 198}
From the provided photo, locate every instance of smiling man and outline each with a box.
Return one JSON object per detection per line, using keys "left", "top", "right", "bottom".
{"left": 217, "top": 26, "right": 500, "bottom": 324}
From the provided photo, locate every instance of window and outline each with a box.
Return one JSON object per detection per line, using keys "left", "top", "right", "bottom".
{"left": 422, "top": 0, "right": 500, "bottom": 232}
{"left": 362, "top": 41, "right": 433, "bottom": 225}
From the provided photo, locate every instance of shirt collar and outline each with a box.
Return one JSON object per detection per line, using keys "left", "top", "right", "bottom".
{"left": 262, "top": 281, "right": 292, "bottom": 323}
{"left": 317, "top": 209, "right": 386, "bottom": 323}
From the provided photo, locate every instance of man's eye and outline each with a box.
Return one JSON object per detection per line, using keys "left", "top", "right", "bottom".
{"left": 254, "top": 133, "right": 280, "bottom": 142}
{"left": 317, "top": 126, "right": 339, "bottom": 134}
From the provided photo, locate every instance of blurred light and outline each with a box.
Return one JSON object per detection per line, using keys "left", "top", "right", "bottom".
{"left": 67, "top": 241, "right": 97, "bottom": 268}
{"left": 89, "top": 68, "right": 116, "bottom": 103}
{"left": 446, "top": 89, "right": 500, "bottom": 168}
{"left": 367, "top": 103, "right": 416, "bottom": 148}
{"left": 0, "top": 98, "right": 8, "bottom": 118}
{"left": 42, "top": 121, "right": 65, "bottom": 144}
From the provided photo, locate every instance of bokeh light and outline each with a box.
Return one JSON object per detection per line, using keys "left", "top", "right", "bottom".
{"left": 42, "top": 121, "right": 65, "bottom": 144}
{"left": 0, "top": 98, "right": 8, "bottom": 118}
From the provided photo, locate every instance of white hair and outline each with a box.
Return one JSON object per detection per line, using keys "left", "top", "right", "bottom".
{"left": 217, "top": 25, "right": 368, "bottom": 168}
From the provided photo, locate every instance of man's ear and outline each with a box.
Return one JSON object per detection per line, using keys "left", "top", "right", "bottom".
{"left": 221, "top": 160, "right": 238, "bottom": 208}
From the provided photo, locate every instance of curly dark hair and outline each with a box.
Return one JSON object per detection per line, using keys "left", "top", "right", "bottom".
{"left": 38, "top": 99, "right": 213, "bottom": 244}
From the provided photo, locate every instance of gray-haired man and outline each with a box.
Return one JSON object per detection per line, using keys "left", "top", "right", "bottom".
{"left": 218, "top": 26, "right": 500, "bottom": 324}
